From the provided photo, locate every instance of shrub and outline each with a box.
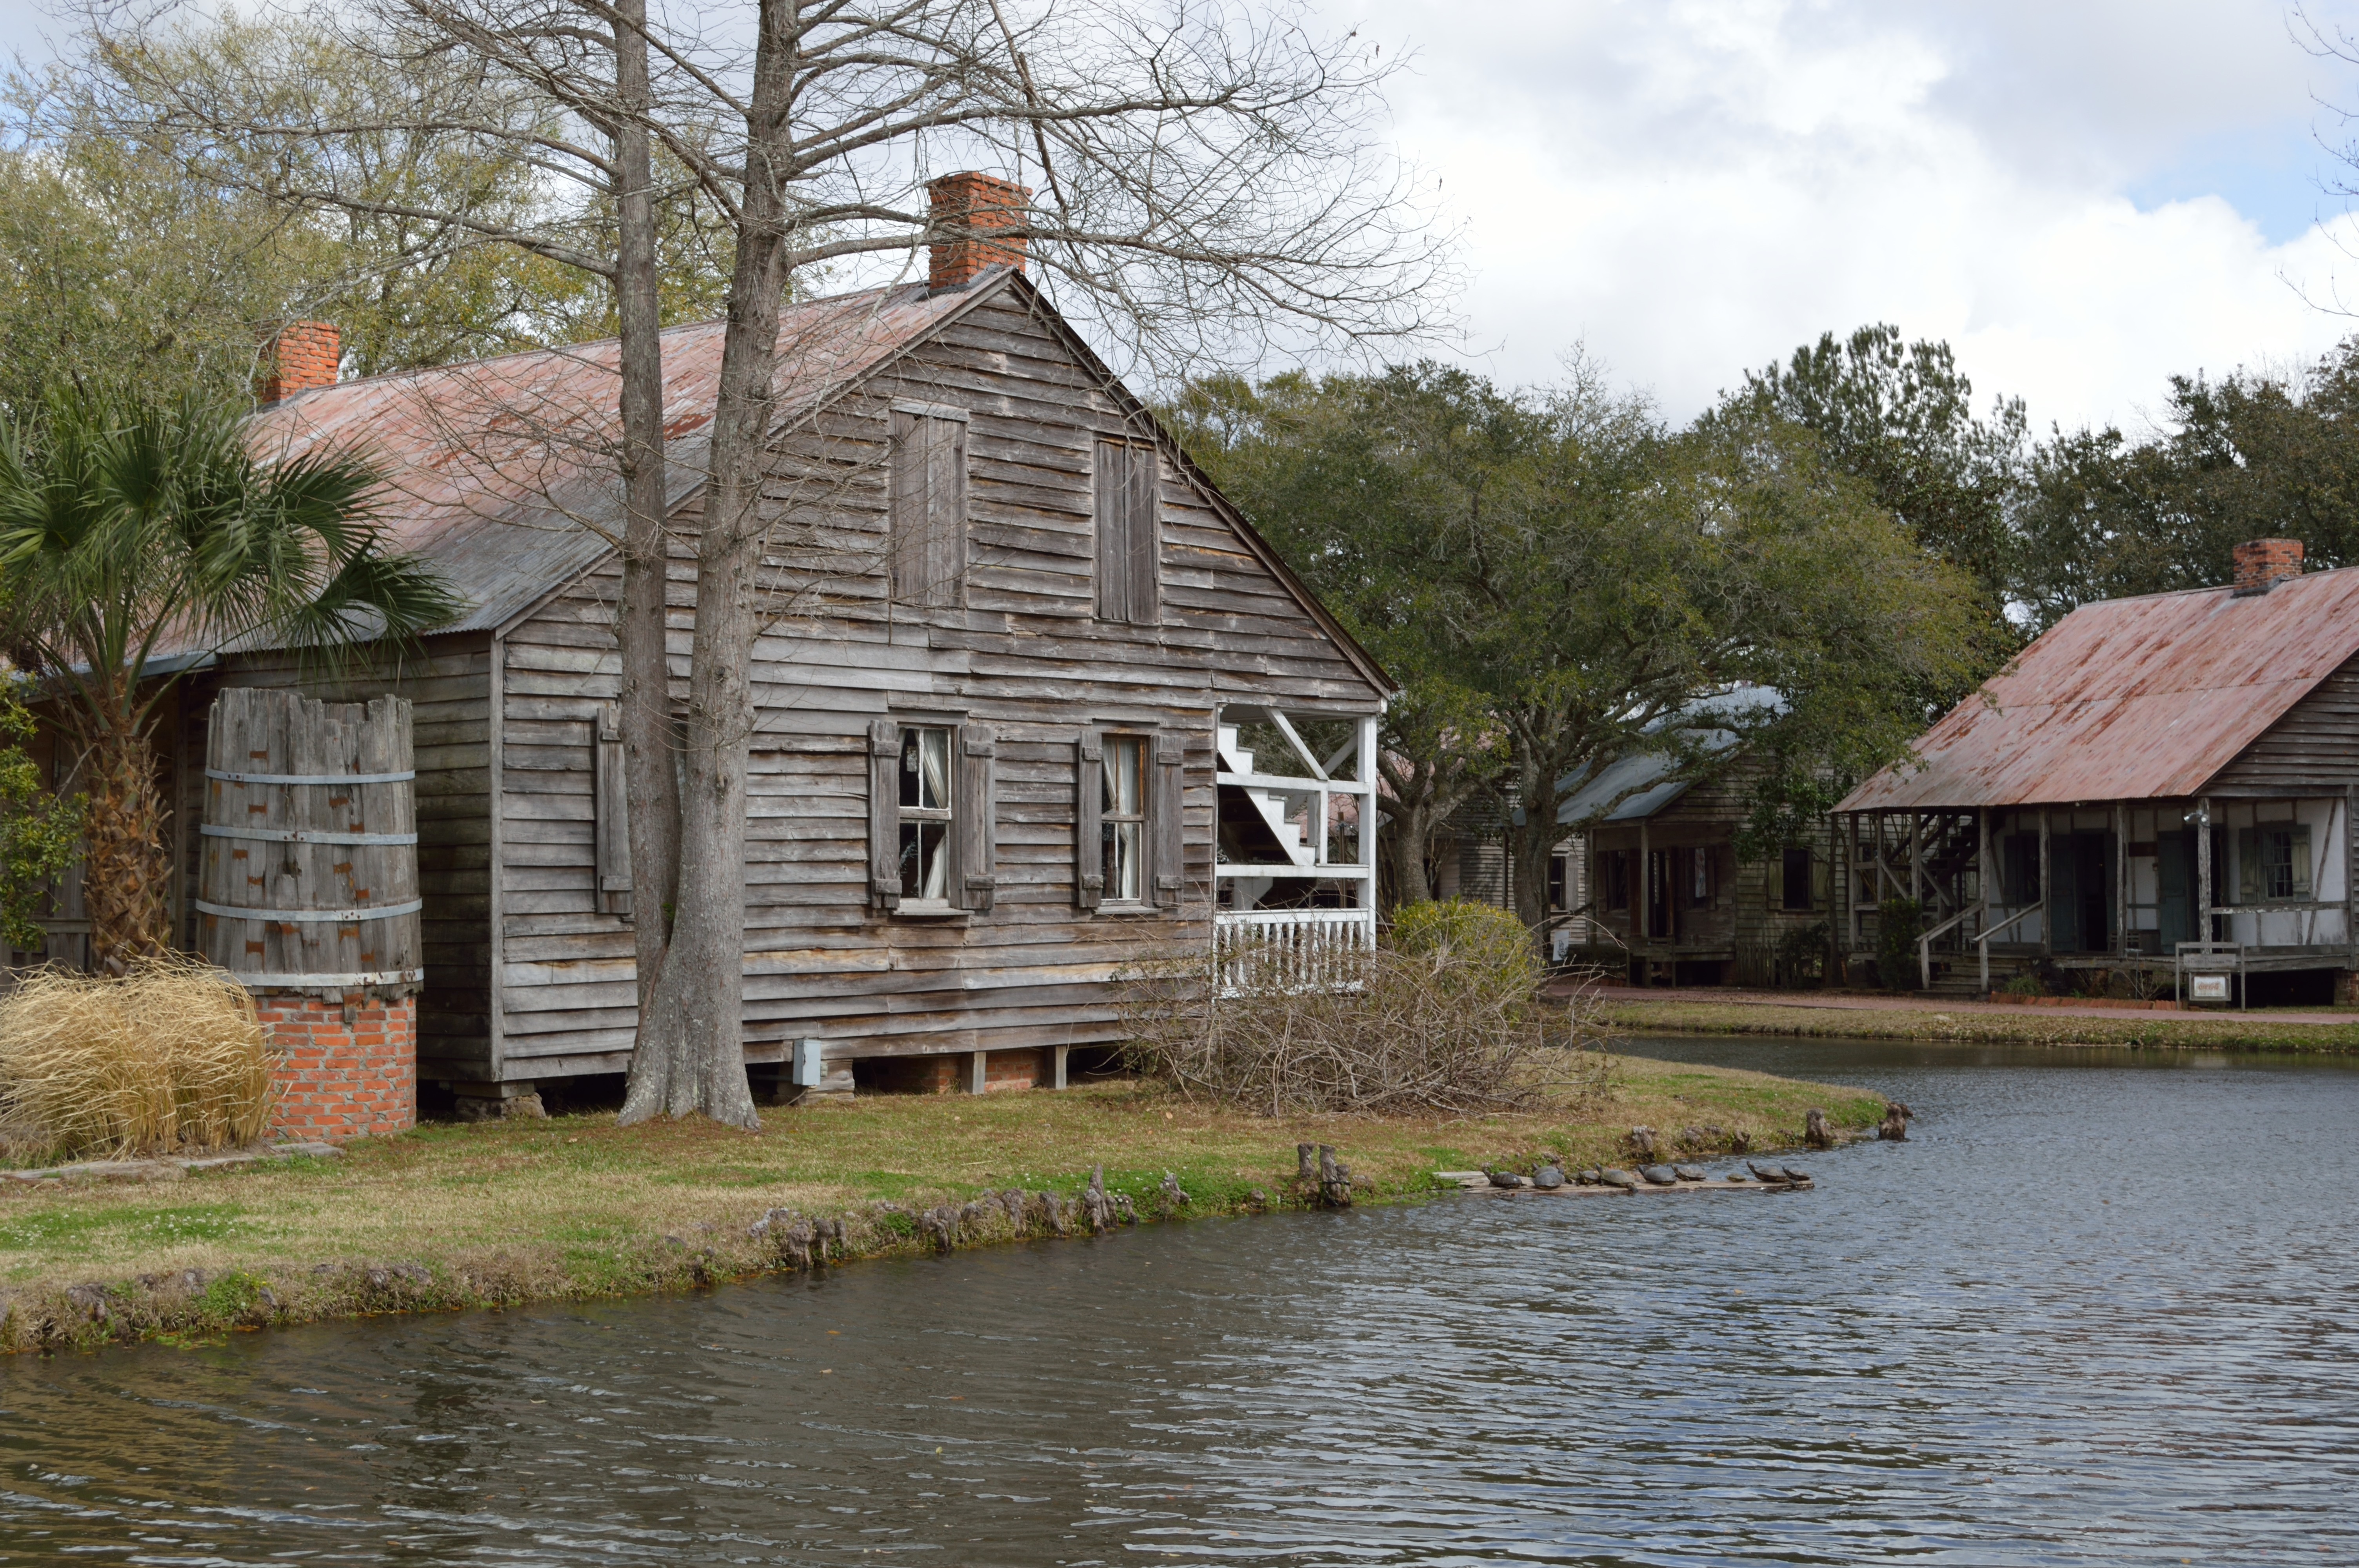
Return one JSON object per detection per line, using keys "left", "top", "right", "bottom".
{"left": 1774, "top": 922, "right": 1829, "bottom": 988}
{"left": 1874, "top": 898, "right": 1923, "bottom": 991}
{"left": 0, "top": 958, "right": 276, "bottom": 1161}
{"left": 1387, "top": 899, "right": 1543, "bottom": 1006}
{"left": 2002, "top": 973, "right": 2044, "bottom": 998}
{"left": 1122, "top": 900, "right": 1607, "bottom": 1117}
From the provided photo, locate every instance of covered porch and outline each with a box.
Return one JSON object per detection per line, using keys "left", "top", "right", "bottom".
{"left": 1843, "top": 794, "right": 2357, "bottom": 999}
{"left": 1211, "top": 704, "right": 1378, "bottom": 991}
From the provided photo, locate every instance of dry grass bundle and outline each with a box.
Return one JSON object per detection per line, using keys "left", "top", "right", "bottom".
{"left": 1123, "top": 902, "right": 1613, "bottom": 1117}
{"left": 0, "top": 958, "right": 276, "bottom": 1162}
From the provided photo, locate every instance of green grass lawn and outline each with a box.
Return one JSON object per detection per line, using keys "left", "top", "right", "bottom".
{"left": 0, "top": 1053, "right": 1885, "bottom": 1352}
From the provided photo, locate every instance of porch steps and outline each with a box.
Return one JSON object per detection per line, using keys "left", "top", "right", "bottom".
{"left": 1217, "top": 724, "right": 1317, "bottom": 867}
{"left": 1916, "top": 952, "right": 2037, "bottom": 1000}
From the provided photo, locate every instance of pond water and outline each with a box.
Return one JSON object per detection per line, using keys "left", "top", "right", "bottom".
{"left": 4, "top": 1037, "right": 2358, "bottom": 1566}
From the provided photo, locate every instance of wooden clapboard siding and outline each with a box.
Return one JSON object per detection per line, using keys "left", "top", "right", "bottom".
{"left": 174, "top": 634, "right": 497, "bottom": 1080}
{"left": 1575, "top": 754, "right": 1834, "bottom": 974}
{"left": 488, "top": 281, "right": 1378, "bottom": 1076}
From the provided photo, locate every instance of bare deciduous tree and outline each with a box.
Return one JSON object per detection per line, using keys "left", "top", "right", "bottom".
{"left": 76, "top": 0, "right": 1454, "bottom": 1124}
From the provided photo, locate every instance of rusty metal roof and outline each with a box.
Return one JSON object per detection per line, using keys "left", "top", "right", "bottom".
{"left": 231, "top": 276, "right": 992, "bottom": 643}
{"left": 1837, "top": 566, "right": 2359, "bottom": 811}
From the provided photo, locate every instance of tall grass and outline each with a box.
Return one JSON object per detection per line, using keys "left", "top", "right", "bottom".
{"left": 0, "top": 958, "right": 276, "bottom": 1161}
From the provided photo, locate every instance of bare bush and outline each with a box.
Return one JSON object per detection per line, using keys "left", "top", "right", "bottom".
{"left": 1122, "top": 910, "right": 1612, "bottom": 1117}
{"left": 0, "top": 958, "right": 276, "bottom": 1162}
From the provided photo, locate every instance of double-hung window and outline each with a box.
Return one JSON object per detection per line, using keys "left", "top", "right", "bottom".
{"left": 867, "top": 717, "right": 997, "bottom": 915}
{"left": 898, "top": 726, "right": 954, "bottom": 905}
{"left": 1076, "top": 727, "right": 1182, "bottom": 913}
{"left": 2237, "top": 824, "right": 2313, "bottom": 904}
{"left": 1101, "top": 735, "right": 1147, "bottom": 904}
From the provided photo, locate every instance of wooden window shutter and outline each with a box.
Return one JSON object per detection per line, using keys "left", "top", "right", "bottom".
{"left": 890, "top": 410, "right": 924, "bottom": 603}
{"left": 1094, "top": 441, "right": 1128, "bottom": 622}
{"left": 1152, "top": 730, "right": 1185, "bottom": 911}
{"left": 892, "top": 412, "right": 966, "bottom": 606}
{"left": 2237, "top": 827, "right": 2259, "bottom": 905}
{"left": 936, "top": 417, "right": 967, "bottom": 604}
{"left": 594, "top": 702, "right": 632, "bottom": 904}
{"left": 867, "top": 717, "right": 902, "bottom": 911}
{"left": 2292, "top": 824, "right": 2314, "bottom": 899}
{"left": 1075, "top": 731, "right": 1103, "bottom": 910}
{"left": 1125, "top": 444, "right": 1159, "bottom": 624}
{"left": 957, "top": 723, "right": 997, "bottom": 912}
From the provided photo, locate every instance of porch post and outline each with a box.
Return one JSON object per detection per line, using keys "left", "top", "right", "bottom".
{"left": 1638, "top": 815, "right": 1651, "bottom": 979}
{"left": 1845, "top": 815, "right": 1860, "bottom": 953}
{"left": 1979, "top": 806, "right": 1992, "bottom": 995}
{"left": 2038, "top": 808, "right": 2052, "bottom": 958}
{"left": 2116, "top": 802, "right": 2129, "bottom": 960}
{"left": 1358, "top": 713, "right": 1378, "bottom": 925}
{"left": 1910, "top": 811, "right": 1922, "bottom": 906}
{"left": 2346, "top": 784, "right": 2356, "bottom": 976}
{"left": 2196, "top": 797, "right": 2212, "bottom": 948}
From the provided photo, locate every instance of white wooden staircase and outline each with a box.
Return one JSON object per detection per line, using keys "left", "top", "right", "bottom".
{"left": 1217, "top": 724, "right": 1316, "bottom": 867}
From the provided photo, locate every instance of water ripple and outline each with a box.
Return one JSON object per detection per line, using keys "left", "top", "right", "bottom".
{"left": 3, "top": 1039, "right": 2357, "bottom": 1564}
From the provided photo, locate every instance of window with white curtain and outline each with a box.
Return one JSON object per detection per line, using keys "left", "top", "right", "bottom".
{"left": 897, "top": 726, "right": 954, "bottom": 904}
{"left": 1102, "top": 735, "right": 1146, "bottom": 903}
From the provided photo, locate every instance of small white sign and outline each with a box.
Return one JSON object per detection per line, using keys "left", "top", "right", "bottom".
{"left": 2189, "top": 974, "right": 2231, "bottom": 1002}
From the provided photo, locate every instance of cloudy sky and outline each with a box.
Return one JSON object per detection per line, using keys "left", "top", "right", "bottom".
{"left": 1342, "top": 0, "right": 2359, "bottom": 434}
{"left": 5, "top": 0, "right": 2358, "bottom": 435}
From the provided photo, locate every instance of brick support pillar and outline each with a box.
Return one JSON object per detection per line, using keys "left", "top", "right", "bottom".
{"left": 258, "top": 994, "right": 417, "bottom": 1143}
{"left": 982, "top": 1047, "right": 1045, "bottom": 1091}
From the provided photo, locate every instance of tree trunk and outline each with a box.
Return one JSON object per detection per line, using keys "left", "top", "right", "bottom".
{"left": 1378, "top": 758, "right": 1436, "bottom": 910}
{"left": 1386, "top": 802, "right": 1434, "bottom": 909}
{"left": 622, "top": 0, "right": 800, "bottom": 1129}
{"left": 607, "top": 0, "right": 692, "bottom": 1118}
{"left": 1505, "top": 746, "right": 1558, "bottom": 936}
{"left": 82, "top": 722, "right": 171, "bottom": 973}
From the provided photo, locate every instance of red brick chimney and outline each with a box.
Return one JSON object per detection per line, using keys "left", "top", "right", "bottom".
{"left": 2232, "top": 537, "right": 2304, "bottom": 595}
{"left": 927, "top": 173, "right": 1030, "bottom": 292}
{"left": 260, "top": 321, "right": 342, "bottom": 404}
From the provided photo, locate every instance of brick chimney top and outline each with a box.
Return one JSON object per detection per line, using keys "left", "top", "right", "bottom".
{"left": 260, "top": 321, "right": 341, "bottom": 404}
{"left": 2232, "top": 537, "right": 2304, "bottom": 596}
{"left": 927, "top": 173, "right": 1029, "bottom": 293}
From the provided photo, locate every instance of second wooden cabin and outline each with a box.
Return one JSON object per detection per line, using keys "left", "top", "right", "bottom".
{"left": 1839, "top": 539, "right": 2359, "bottom": 1003}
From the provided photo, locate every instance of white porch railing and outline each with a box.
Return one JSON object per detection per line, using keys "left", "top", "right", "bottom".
{"left": 1213, "top": 908, "right": 1376, "bottom": 995}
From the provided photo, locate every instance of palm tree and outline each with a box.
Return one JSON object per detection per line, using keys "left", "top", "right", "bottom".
{"left": 0, "top": 386, "right": 460, "bottom": 971}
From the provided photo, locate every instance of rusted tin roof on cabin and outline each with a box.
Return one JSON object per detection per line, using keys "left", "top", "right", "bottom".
{"left": 1837, "top": 566, "right": 2359, "bottom": 811}
{"left": 229, "top": 278, "right": 985, "bottom": 644}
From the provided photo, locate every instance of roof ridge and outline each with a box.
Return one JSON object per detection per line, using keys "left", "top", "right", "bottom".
{"left": 267, "top": 278, "right": 923, "bottom": 404}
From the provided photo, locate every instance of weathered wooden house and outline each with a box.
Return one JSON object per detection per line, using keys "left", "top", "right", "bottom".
{"left": 1564, "top": 688, "right": 1835, "bottom": 986}
{"left": 1838, "top": 539, "right": 2359, "bottom": 1004}
{"left": 44, "top": 174, "right": 1391, "bottom": 1107}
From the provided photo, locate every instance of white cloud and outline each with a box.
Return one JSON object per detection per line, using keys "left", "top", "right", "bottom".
{"left": 1340, "top": 0, "right": 2359, "bottom": 432}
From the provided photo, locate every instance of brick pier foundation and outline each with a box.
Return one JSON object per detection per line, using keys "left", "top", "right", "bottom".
{"left": 863, "top": 1048, "right": 1049, "bottom": 1094}
{"left": 258, "top": 995, "right": 417, "bottom": 1143}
